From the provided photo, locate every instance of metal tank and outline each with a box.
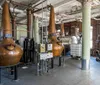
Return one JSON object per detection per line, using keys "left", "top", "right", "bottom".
{"left": 48, "top": 5, "right": 64, "bottom": 57}
{"left": 0, "top": 1, "right": 23, "bottom": 66}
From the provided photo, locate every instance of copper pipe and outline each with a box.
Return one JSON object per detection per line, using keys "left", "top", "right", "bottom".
{"left": 61, "top": 23, "right": 65, "bottom": 36}
{"left": 0, "top": 1, "right": 23, "bottom": 66}
{"left": 27, "top": 8, "right": 32, "bottom": 38}
{"left": 49, "top": 5, "right": 64, "bottom": 57}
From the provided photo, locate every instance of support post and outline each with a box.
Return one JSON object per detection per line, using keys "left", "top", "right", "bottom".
{"left": 27, "top": 8, "right": 32, "bottom": 38}
{"left": 51, "top": 58, "right": 54, "bottom": 68}
{"left": 14, "top": 65, "right": 18, "bottom": 80}
{"left": 82, "top": 0, "right": 92, "bottom": 70}
{"left": 0, "top": 68, "right": 1, "bottom": 84}
{"left": 12, "top": 17, "right": 16, "bottom": 40}
{"left": 11, "top": 67, "right": 14, "bottom": 75}
{"left": 33, "top": 17, "right": 40, "bottom": 44}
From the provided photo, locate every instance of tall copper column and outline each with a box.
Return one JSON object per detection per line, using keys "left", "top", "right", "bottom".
{"left": 49, "top": 5, "right": 64, "bottom": 57}
{"left": 0, "top": 1, "right": 23, "bottom": 66}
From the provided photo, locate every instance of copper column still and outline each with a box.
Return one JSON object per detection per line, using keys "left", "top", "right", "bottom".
{"left": 49, "top": 5, "right": 64, "bottom": 57}
{"left": 0, "top": 1, "right": 23, "bottom": 66}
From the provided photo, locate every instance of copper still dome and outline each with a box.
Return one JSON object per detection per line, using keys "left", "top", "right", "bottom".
{"left": 0, "top": 1, "right": 23, "bottom": 66}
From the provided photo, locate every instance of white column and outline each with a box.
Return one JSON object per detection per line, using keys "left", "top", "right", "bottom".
{"left": 82, "top": 0, "right": 92, "bottom": 70}
{"left": 33, "top": 17, "right": 40, "bottom": 44}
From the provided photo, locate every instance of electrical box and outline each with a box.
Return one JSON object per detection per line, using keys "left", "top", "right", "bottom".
{"left": 47, "top": 44, "right": 52, "bottom": 52}
{"left": 40, "top": 44, "right": 46, "bottom": 53}
{"left": 40, "top": 53, "right": 53, "bottom": 60}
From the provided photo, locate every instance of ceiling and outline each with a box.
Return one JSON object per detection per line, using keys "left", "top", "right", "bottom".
{"left": 0, "top": 0, "right": 100, "bottom": 26}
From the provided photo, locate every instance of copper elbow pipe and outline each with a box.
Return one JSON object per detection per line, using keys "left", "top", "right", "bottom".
{"left": 49, "top": 5, "right": 64, "bottom": 57}
{"left": 0, "top": 1, "right": 23, "bottom": 66}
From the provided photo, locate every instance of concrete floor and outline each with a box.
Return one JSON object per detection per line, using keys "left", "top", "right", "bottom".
{"left": 1, "top": 57, "right": 100, "bottom": 85}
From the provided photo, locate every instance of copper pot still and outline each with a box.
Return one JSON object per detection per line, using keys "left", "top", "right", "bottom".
{"left": 49, "top": 5, "right": 64, "bottom": 57}
{"left": 0, "top": 1, "right": 23, "bottom": 66}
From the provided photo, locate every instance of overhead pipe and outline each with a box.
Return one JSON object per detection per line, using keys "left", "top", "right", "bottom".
{"left": 10, "top": 0, "right": 28, "bottom": 7}
{"left": 33, "top": 16, "right": 40, "bottom": 44}
{"left": 6, "top": 6, "right": 49, "bottom": 23}
{"left": 0, "top": 1, "right": 23, "bottom": 66}
{"left": 32, "top": 5, "right": 50, "bottom": 13}
{"left": 16, "top": 22, "right": 27, "bottom": 25}
{"left": 10, "top": 8, "right": 24, "bottom": 13}
{"left": 48, "top": 5, "right": 64, "bottom": 57}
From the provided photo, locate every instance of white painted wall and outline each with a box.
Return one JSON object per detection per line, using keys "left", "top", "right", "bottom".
{"left": 17, "top": 25, "right": 27, "bottom": 40}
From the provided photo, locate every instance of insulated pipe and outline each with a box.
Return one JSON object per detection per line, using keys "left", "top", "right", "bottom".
{"left": 27, "top": 8, "right": 32, "bottom": 38}
{"left": 33, "top": 16, "right": 40, "bottom": 44}
{"left": 10, "top": 8, "right": 24, "bottom": 13}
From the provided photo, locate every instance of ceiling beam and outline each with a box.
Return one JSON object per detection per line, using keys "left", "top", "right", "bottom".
{"left": 69, "top": 4, "right": 100, "bottom": 15}
{"left": 10, "top": 0, "right": 28, "bottom": 7}
{"left": 55, "top": 3, "right": 100, "bottom": 16}
{"left": 53, "top": 0, "right": 76, "bottom": 7}
{"left": 32, "top": 0, "right": 46, "bottom": 8}
{"left": 32, "top": 5, "right": 50, "bottom": 13}
{"left": 61, "top": 10, "right": 100, "bottom": 23}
